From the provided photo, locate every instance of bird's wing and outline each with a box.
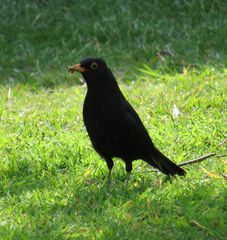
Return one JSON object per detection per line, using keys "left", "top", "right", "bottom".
{"left": 117, "top": 99, "right": 155, "bottom": 152}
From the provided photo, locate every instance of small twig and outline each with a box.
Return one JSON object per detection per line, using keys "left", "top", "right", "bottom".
{"left": 221, "top": 174, "right": 227, "bottom": 179}
{"left": 139, "top": 152, "right": 218, "bottom": 173}
{"left": 218, "top": 138, "right": 227, "bottom": 146}
{"left": 157, "top": 50, "right": 174, "bottom": 61}
{"left": 178, "top": 153, "right": 216, "bottom": 167}
{"left": 190, "top": 220, "right": 206, "bottom": 230}
{"left": 216, "top": 154, "right": 226, "bottom": 158}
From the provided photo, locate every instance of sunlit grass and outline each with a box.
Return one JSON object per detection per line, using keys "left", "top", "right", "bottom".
{"left": 0, "top": 66, "right": 226, "bottom": 239}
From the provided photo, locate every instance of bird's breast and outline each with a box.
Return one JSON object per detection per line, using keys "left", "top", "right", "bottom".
{"left": 83, "top": 96, "right": 116, "bottom": 132}
{"left": 81, "top": 91, "right": 153, "bottom": 160}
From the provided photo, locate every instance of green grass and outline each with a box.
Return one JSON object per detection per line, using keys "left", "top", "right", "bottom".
{"left": 0, "top": 1, "right": 227, "bottom": 239}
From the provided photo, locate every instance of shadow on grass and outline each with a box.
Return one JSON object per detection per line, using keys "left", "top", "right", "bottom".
{"left": 1, "top": 61, "right": 226, "bottom": 91}
{"left": 1, "top": 167, "right": 225, "bottom": 239}
{"left": 68, "top": 178, "right": 226, "bottom": 239}
{"left": 1, "top": 0, "right": 226, "bottom": 90}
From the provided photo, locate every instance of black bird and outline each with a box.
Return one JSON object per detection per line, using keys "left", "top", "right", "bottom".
{"left": 68, "top": 57, "right": 186, "bottom": 185}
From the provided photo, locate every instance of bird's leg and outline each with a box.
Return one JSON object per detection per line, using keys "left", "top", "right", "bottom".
{"left": 107, "top": 169, "right": 112, "bottom": 188}
{"left": 125, "top": 161, "right": 132, "bottom": 185}
{"left": 105, "top": 158, "right": 114, "bottom": 189}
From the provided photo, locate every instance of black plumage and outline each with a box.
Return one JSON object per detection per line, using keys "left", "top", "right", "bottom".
{"left": 68, "top": 57, "right": 185, "bottom": 185}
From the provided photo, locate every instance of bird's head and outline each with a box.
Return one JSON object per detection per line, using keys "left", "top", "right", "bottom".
{"left": 68, "top": 57, "right": 112, "bottom": 86}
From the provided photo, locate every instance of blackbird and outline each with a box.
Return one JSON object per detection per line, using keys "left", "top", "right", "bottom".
{"left": 68, "top": 57, "right": 186, "bottom": 185}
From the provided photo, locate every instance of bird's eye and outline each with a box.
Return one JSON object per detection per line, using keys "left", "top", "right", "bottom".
{"left": 90, "top": 62, "right": 98, "bottom": 70}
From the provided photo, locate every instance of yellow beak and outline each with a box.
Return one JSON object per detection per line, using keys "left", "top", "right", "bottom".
{"left": 68, "top": 64, "right": 87, "bottom": 73}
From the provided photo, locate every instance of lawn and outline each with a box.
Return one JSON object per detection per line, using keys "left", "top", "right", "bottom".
{"left": 0, "top": 1, "right": 226, "bottom": 239}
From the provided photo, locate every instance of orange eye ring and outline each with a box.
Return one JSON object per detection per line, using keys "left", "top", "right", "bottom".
{"left": 90, "top": 62, "right": 98, "bottom": 70}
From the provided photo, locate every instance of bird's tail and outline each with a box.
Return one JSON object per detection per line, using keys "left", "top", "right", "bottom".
{"left": 146, "top": 147, "right": 186, "bottom": 176}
